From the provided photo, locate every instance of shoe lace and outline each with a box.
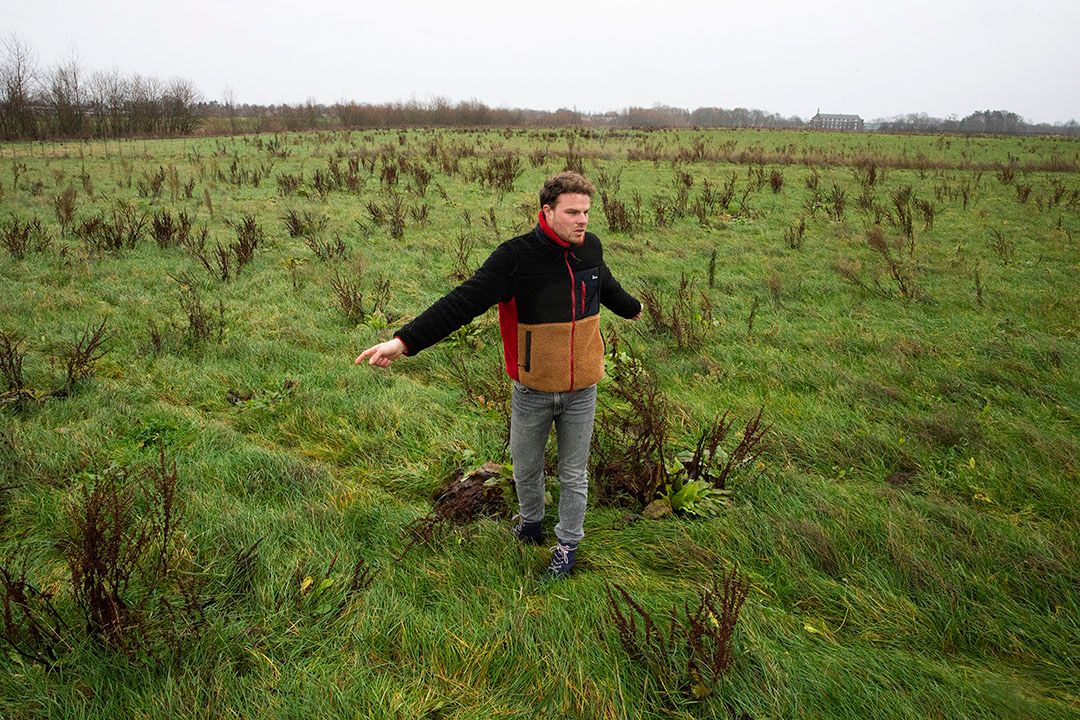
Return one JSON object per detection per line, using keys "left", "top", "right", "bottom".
{"left": 550, "top": 543, "right": 572, "bottom": 566}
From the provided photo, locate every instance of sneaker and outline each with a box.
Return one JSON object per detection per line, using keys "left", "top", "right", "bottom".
{"left": 510, "top": 517, "right": 544, "bottom": 545}
{"left": 542, "top": 542, "right": 578, "bottom": 579}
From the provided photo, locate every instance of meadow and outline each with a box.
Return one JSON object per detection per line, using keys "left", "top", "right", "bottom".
{"left": 0, "top": 126, "right": 1077, "bottom": 719}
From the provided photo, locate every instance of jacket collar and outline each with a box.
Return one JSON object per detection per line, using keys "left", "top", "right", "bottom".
{"left": 537, "top": 211, "right": 571, "bottom": 248}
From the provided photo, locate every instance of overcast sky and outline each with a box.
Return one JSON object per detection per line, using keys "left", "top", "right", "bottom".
{"left": 6, "top": 0, "right": 1078, "bottom": 123}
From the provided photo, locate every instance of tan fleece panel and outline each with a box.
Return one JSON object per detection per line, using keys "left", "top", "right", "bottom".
{"left": 572, "top": 314, "right": 605, "bottom": 390}
{"left": 517, "top": 321, "right": 572, "bottom": 392}
{"left": 516, "top": 317, "right": 606, "bottom": 393}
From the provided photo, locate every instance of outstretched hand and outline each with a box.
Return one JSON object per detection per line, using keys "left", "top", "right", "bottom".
{"left": 355, "top": 337, "right": 406, "bottom": 368}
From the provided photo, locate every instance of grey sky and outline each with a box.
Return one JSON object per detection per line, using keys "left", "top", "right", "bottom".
{"left": 6, "top": 0, "right": 1079, "bottom": 123}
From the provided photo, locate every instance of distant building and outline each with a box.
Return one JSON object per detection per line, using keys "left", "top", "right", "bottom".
{"left": 808, "top": 111, "right": 865, "bottom": 131}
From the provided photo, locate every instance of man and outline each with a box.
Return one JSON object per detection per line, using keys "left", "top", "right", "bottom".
{"left": 356, "top": 171, "right": 641, "bottom": 578}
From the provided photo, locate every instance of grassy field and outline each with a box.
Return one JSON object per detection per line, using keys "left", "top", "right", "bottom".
{"left": 0, "top": 127, "right": 1077, "bottom": 719}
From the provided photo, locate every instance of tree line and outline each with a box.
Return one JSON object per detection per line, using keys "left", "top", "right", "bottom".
{"left": 200, "top": 99, "right": 808, "bottom": 134}
{"left": 875, "top": 110, "right": 1078, "bottom": 136}
{"left": 3, "top": 34, "right": 1076, "bottom": 140}
{"left": 0, "top": 35, "right": 201, "bottom": 141}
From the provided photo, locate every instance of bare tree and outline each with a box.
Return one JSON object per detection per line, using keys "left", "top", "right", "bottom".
{"left": 128, "top": 73, "right": 164, "bottom": 135}
{"left": 89, "top": 69, "right": 128, "bottom": 138}
{"left": 45, "top": 50, "right": 85, "bottom": 137}
{"left": 0, "top": 33, "right": 39, "bottom": 139}
{"left": 163, "top": 77, "right": 202, "bottom": 134}
{"left": 222, "top": 85, "right": 238, "bottom": 134}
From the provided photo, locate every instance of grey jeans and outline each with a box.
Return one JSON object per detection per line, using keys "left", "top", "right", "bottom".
{"left": 510, "top": 380, "right": 598, "bottom": 546}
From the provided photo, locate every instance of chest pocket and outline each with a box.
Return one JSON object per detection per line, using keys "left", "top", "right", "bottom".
{"left": 573, "top": 266, "right": 601, "bottom": 318}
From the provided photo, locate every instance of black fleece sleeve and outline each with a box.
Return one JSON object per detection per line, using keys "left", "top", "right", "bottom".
{"left": 394, "top": 242, "right": 516, "bottom": 356}
{"left": 599, "top": 261, "right": 641, "bottom": 319}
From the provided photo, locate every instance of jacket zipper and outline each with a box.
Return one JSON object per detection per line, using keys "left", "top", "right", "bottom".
{"left": 564, "top": 252, "right": 576, "bottom": 391}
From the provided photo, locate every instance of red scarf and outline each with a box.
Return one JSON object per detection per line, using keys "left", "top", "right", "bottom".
{"left": 538, "top": 210, "right": 570, "bottom": 248}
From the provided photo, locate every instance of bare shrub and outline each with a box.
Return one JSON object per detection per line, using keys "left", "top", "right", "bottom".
{"left": 136, "top": 166, "right": 166, "bottom": 199}
{"left": 231, "top": 214, "right": 263, "bottom": 271}
{"left": 77, "top": 202, "right": 149, "bottom": 254}
{"left": 0, "top": 330, "right": 27, "bottom": 393}
{"left": 1, "top": 320, "right": 110, "bottom": 405}
{"left": 330, "top": 271, "right": 366, "bottom": 324}
{"left": 835, "top": 257, "right": 873, "bottom": 295}
{"left": 563, "top": 148, "right": 585, "bottom": 175}
{"left": 1046, "top": 178, "right": 1067, "bottom": 210}
{"left": 165, "top": 165, "right": 181, "bottom": 201}
{"left": 595, "top": 165, "right": 622, "bottom": 196}
{"left": 54, "top": 452, "right": 204, "bottom": 660}
{"left": 409, "top": 203, "right": 429, "bottom": 227}
{"left": 591, "top": 342, "right": 669, "bottom": 507}
{"left": 769, "top": 168, "right": 784, "bottom": 193}
{"left": 603, "top": 567, "right": 749, "bottom": 701}
{"left": 481, "top": 207, "right": 498, "bottom": 239}
{"left": 189, "top": 240, "right": 231, "bottom": 282}
{"left": 670, "top": 170, "right": 693, "bottom": 216}
{"left": 365, "top": 198, "right": 386, "bottom": 227}
{"left": 854, "top": 158, "right": 879, "bottom": 188}
{"left": 281, "top": 209, "right": 327, "bottom": 239}
{"left": 367, "top": 191, "right": 407, "bottom": 239}
{"left": 151, "top": 210, "right": 181, "bottom": 249}
{"left": 867, "top": 225, "right": 919, "bottom": 299}
{"left": 890, "top": 185, "right": 915, "bottom": 246}
{"left": 0, "top": 556, "right": 74, "bottom": 669}
{"left": 276, "top": 172, "right": 303, "bottom": 197}
{"left": 311, "top": 168, "right": 334, "bottom": 199}
{"left": 915, "top": 198, "right": 936, "bottom": 232}
{"left": 1, "top": 216, "right": 49, "bottom": 258}
{"left": 602, "top": 192, "right": 634, "bottom": 233}
{"left": 407, "top": 162, "right": 432, "bottom": 197}
{"left": 385, "top": 192, "right": 407, "bottom": 239}
{"left": 826, "top": 184, "right": 846, "bottom": 221}
{"left": 987, "top": 227, "right": 1015, "bottom": 265}
{"left": 748, "top": 163, "right": 767, "bottom": 192}
{"left": 305, "top": 233, "right": 346, "bottom": 261}
{"left": 481, "top": 153, "right": 523, "bottom": 193}
{"left": 58, "top": 318, "right": 111, "bottom": 394}
{"left": 692, "top": 408, "right": 767, "bottom": 491}
{"left": 640, "top": 275, "right": 708, "bottom": 349}
{"left": 784, "top": 217, "right": 806, "bottom": 249}
{"left": 176, "top": 278, "right": 225, "bottom": 343}
{"left": 652, "top": 196, "right": 672, "bottom": 228}
{"left": 53, "top": 187, "right": 78, "bottom": 235}
{"left": 450, "top": 231, "right": 476, "bottom": 282}
{"left": 717, "top": 171, "right": 737, "bottom": 209}
{"left": 855, "top": 184, "right": 876, "bottom": 213}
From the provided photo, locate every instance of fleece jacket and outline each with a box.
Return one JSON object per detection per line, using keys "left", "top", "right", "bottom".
{"left": 394, "top": 217, "right": 641, "bottom": 392}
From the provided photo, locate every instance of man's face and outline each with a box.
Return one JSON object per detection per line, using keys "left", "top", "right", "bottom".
{"left": 542, "top": 193, "right": 590, "bottom": 245}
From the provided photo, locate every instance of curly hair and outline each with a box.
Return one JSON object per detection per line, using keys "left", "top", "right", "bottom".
{"left": 539, "top": 171, "right": 596, "bottom": 208}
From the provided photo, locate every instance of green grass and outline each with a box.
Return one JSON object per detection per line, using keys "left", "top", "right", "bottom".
{"left": 0, "top": 127, "right": 1078, "bottom": 719}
